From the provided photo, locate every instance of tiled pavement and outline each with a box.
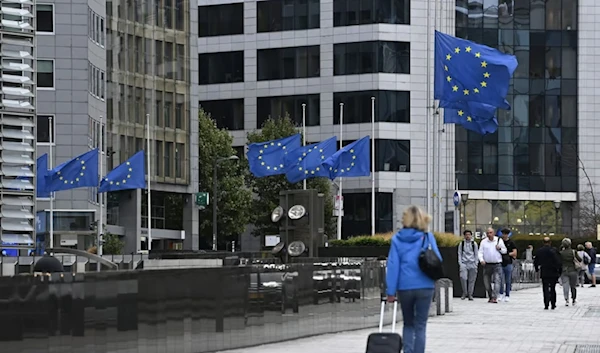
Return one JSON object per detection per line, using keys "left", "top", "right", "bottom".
{"left": 218, "top": 284, "right": 600, "bottom": 353}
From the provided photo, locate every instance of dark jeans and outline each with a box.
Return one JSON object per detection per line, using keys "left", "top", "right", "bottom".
{"left": 541, "top": 277, "right": 558, "bottom": 308}
{"left": 499, "top": 264, "right": 513, "bottom": 297}
{"left": 398, "top": 288, "right": 435, "bottom": 353}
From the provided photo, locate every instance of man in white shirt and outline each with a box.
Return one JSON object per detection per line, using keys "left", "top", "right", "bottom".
{"left": 478, "top": 227, "right": 507, "bottom": 303}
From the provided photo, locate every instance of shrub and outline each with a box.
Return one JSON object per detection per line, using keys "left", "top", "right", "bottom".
{"left": 329, "top": 231, "right": 461, "bottom": 248}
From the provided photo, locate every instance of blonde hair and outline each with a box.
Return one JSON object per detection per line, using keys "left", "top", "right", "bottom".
{"left": 402, "top": 205, "right": 432, "bottom": 232}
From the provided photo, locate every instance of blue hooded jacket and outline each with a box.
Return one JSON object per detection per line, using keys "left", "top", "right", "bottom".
{"left": 386, "top": 228, "right": 443, "bottom": 295}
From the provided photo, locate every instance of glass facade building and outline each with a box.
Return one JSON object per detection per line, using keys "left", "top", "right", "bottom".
{"left": 456, "top": 0, "right": 578, "bottom": 234}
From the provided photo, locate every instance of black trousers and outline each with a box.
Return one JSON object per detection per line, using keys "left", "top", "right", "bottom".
{"left": 542, "top": 277, "right": 558, "bottom": 307}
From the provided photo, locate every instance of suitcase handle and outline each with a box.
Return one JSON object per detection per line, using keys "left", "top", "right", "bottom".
{"left": 378, "top": 299, "right": 397, "bottom": 333}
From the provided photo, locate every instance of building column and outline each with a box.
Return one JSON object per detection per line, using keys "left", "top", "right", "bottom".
{"left": 120, "top": 189, "right": 142, "bottom": 254}
{"left": 183, "top": 195, "right": 199, "bottom": 250}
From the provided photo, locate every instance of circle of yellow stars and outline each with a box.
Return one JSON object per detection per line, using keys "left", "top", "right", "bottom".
{"left": 258, "top": 141, "right": 286, "bottom": 172}
{"left": 297, "top": 145, "right": 327, "bottom": 175}
{"left": 104, "top": 161, "right": 134, "bottom": 186}
{"left": 444, "top": 46, "right": 491, "bottom": 97}
{"left": 328, "top": 148, "right": 357, "bottom": 174}
{"left": 57, "top": 157, "right": 86, "bottom": 185}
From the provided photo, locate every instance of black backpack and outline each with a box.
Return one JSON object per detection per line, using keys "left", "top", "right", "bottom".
{"left": 461, "top": 240, "right": 475, "bottom": 253}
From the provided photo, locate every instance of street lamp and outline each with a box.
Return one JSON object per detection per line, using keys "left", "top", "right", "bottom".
{"left": 554, "top": 200, "right": 561, "bottom": 234}
{"left": 461, "top": 192, "right": 469, "bottom": 234}
{"left": 213, "top": 155, "right": 239, "bottom": 251}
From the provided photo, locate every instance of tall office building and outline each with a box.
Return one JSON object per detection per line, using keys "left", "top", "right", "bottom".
{"left": 197, "top": 0, "right": 455, "bottom": 237}
{"left": 33, "top": 0, "right": 199, "bottom": 252}
{"left": 0, "top": 0, "right": 37, "bottom": 251}
{"left": 454, "top": 0, "right": 587, "bottom": 236}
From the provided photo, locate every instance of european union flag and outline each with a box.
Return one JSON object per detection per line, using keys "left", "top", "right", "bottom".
{"left": 99, "top": 151, "right": 146, "bottom": 193}
{"left": 434, "top": 31, "right": 517, "bottom": 110}
{"left": 284, "top": 136, "right": 337, "bottom": 184}
{"left": 444, "top": 108, "right": 498, "bottom": 135}
{"left": 247, "top": 134, "right": 302, "bottom": 177}
{"left": 36, "top": 154, "right": 50, "bottom": 198}
{"left": 323, "top": 136, "right": 370, "bottom": 179}
{"left": 439, "top": 100, "right": 497, "bottom": 119}
{"left": 45, "top": 149, "right": 99, "bottom": 192}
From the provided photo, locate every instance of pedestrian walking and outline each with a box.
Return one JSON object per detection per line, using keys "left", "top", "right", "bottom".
{"left": 386, "top": 205, "right": 442, "bottom": 353}
{"left": 559, "top": 238, "right": 582, "bottom": 306}
{"left": 498, "top": 228, "right": 517, "bottom": 302}
{"left": 458, "top": 230, "right": 478, "bottom": 300}
{"left": 576, "top": 244, "right": 591, "bottom": 287}
{"left": 584, "top": 242, "right": 597, "bottom": 287}
{"left": 478, "top": 227, "right": 507, "bottom": 303}
{"left": 534, "top": 237, "right": 562, "bottom": 310}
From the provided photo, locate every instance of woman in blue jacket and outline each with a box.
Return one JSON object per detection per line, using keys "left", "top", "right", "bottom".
{"left": 386, "top": 205, "right": 442, "bottom": 353}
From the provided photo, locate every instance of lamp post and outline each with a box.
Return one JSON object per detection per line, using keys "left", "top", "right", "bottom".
{"left": 554, "top": 200, "right": 561, "bottom": 235}
{"left": 213, "top": 155, "right": 239, "bottom": 251}
{"left": 461, "top": 192, "right": 469, "bottom": 234}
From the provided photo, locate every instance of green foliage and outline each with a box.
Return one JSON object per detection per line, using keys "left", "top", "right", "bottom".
{"left": 329, "top": 232, "right": 462, "bottom": 248}
{"left": 245, "top": 116, "right": 335, "bottom": 238}
{"left": 199, "top": 109, "right": 253, "bottom": 247}
{"left": 103, "top": 231, "right": 125, "bottom": 255}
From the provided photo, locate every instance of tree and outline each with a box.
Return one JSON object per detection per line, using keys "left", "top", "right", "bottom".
{"left": 577, "top": 191, "right": 600, "bottom": 237}
{"left": 103, "top": 231, "right": 125, "bottom": 255}
{"left": 198, "top": 109, "right": 252, "bottom": 249}
{"left": 246, "top": 116, "right": 335, "bottom": 238}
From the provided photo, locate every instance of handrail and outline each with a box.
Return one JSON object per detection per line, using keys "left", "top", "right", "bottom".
{"left": 46, "top": 247, "right": 119, "bottom": 270}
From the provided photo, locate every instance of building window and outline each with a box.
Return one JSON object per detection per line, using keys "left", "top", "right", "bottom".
{"left": 198, "top": 51, "right": 244, "bottom": 85}
{"left": 175, "top": 143, "right": 185, "bottom": 178}
{"left": 37, "top": 115, "right": 54, "bottom": 143}
{"left": 342, "top": 192, "right": 393, "bottom": 238}
{"left": 333, "top": 0, "right": 410, "bottom": 27}
{"left": 198, "top": 3, "right": 244, "bottom": 37}
{"left": 37, "top": 60, "right": 54, "bottom": 88}
{"left": 88, "top": 9, "right": 105, "bottom": 47}
{"left": 257, "top": 0, "right": 320, "bottom": 32}
{"left": 200, "top": 99, "right": 244, "bottom": 130}
{"left": 165, "top": 142, "right": 172, "bottom": 177}
{"left": 233, "top": 146, "right": 245, "bottom": 159}
{"left": 334, "top": 41, "right": 410, "bottom": 75}
{"left": 257, "top": 45, "right": 320, "bottom": 80}
{"left": 376, "top": 139, "right": 410, "bottom": 172}
{"left": 257, "top": 94, "right": 320, "bottom": 128}
{"left": 175, "top": 94, "right": 185, "bottom": 129}
{"left": 333, "top": 90, "right": 410, "bottom": 124}
{"left": 36, "top": 4, "right": 54, "bottom": 33}
{"left": 88, "top": 62, "right": 106, "bottom": 100}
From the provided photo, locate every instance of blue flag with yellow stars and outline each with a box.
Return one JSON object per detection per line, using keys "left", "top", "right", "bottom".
{"left": 323, "top": 136, "right": 370, "bottom": 179}
{"left": 45, "top": 149, "right": 99, "bottom": 192}
{"left": 99, "top": 150, "right": 146, "bottom": 193}
{"left": 439, "top": 100, "right": 497, "bottom": 119}
{"left": 284, "top": 136, "right": 337, "bottom": 184}
{"left": 434, "top": 31, "right": 517, "bottom": 110}
{"left": 444, "top": 108, "right": 498, "bottom": 135}
{"left": 247, "top": 134, "right": 301, "bottom": 177}
{"left": 36, "top": 154, "right": 50, "bottom": 198}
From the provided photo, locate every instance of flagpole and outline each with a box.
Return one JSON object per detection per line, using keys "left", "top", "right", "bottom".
{"left": 425, "top": 0, "right": 432, "bottom": 218}
{"left": 146, "top": 113, "right": 152, "bottom": 251}
{"left": 48, "top": 116, "right": 54, "bottom": 251}
{"left": 302, "top": 103, "right": 307, "bottom": 190}
{"left": 97, "top": 119, "right": 104, "bottom": 262}
{"left": 371, "top": 97, "right": 375, "bottom": 236}
{"left": 337, "top": 103, "right": 343, "bottom": 240}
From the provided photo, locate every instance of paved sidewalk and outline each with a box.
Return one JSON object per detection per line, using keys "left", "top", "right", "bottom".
{"left": 218, "top": 285, "right": 600, "bottom": 353}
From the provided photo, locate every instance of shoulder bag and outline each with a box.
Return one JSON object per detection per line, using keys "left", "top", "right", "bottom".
{"left": 419, "top": 233, "right": 444, "bottom": 280}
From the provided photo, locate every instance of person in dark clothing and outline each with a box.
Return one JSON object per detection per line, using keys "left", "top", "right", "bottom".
{"left": 585, "top": 242, "right": 597, "bottom": 287}
{"left": 534, "top": 237, "right": 562, "bottom": 310}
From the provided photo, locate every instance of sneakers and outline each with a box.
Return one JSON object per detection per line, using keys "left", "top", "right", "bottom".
{"left": 572, "top": 299, "right": 577, "bottom": 306}
{"left": 499, "top": 294, "right": 505, "bottom": 301}
{"left": 565, "top": 300, "right": 569, "bottom": 307}
{"left": 591, "top": 285, "right": 596, "bottom": 288}
{"left": 504, "top": 296, "right": 510, "bottom": 302}
{"left": 461, "top": 295, "right": 466, "bottom": 300}
{"left": 468, "top": 296, "right": 474, "bottom": 301}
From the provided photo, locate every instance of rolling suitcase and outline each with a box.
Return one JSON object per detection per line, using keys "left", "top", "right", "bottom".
{"left": 366, "top": 300, "right": 402, "bottom": 353}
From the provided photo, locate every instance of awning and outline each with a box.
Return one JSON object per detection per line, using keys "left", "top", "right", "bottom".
{"left": 0, "top": 233, "right": 34, "bottom": 248}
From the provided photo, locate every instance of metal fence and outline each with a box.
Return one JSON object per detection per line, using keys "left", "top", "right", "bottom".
{"left": 0, "top": 254, "right": 149, "bottom": 276}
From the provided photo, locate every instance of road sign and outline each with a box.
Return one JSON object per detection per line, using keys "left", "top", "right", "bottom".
{"left": 453, "top": 191, "right": 461, "bottom": 207}
{"left": 196, "top": 192, "right": 209, "bottom": 207}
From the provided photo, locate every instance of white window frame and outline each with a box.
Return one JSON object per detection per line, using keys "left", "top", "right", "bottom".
{"left": 36, "top": 114, "right": 55, "bottom": 146}
{"left": 36, "top": 59, "right": 55, "bottom": 90}
{"left": 36, "top": 3, "right": 55, "bottom": 35}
